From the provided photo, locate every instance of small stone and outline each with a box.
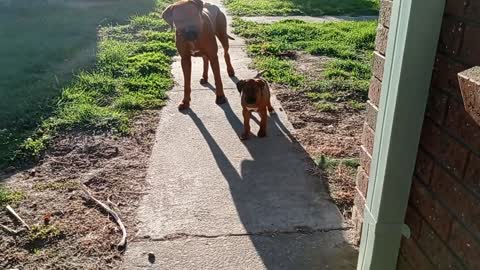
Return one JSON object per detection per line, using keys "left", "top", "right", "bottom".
{"left": 148, "top": 252, "right": 156, "bottom": 264}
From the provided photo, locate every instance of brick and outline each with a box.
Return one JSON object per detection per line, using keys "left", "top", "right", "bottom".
{"left": 464, "top": 1, "right": 480, "bottom": 21}
{"left": 396, "top": 254, "right": 412, "bottom": 270}
{"left": 356, "top": 167, "right": 369, "bottom": 198}
{"left": 425, "top": 88, "right": 449, "bottom": 125}
{"left": 438, "top": 17, "right": 465, "bottom": 56}
{"left": 417, "top": 222, "right": 466, "bottom": 270}
{"left": 464, "top": 153, "right": 480, "bottom": 197}
{"left": 414, "top": 149, "right": 434, "bottom": 185}
{"left": 368, "top": 76, "right": 382, "bottom": 107}
{"left": 458, "top": 66, "right": 480, "bottom": 127}
{"left": 431, "top": 54, "right": 467, "bottom": 99}
{"left": 445, "top": 0, "right": 466, "bottom": 17}
{"left": 359, "top": 146, "right": 372, "bottom": 175}
{"left": 361, "top": 123, "right": 375, "bottom": 156}
{"left": 445, "top": 98, "right": 480, "bottom": 153}
{"left": 375, "top": 24, "right": 389, "bottom": 56}
{"left": 449, "top": 221, "right": 480, "bottom": 270}
{"left": 379, "top": 0, "right": 392, "bottom": 28}
{"left": 404, "top": 205, "right": 423, "bottom": 241}
{"left": 430, "top": 165, "right": 480, "bottom": 237}
{"left": 409, "top": 179, "right": 452, "bottom": 241}
{"left": 400, "top": 238, "right": 435, "bottom": 270}
{"left": 365, "top": 101, "right": 378, "bottom": 131}
{"left": 459, "top": 24, "right": 480, "bottom": 65}
{"left": 372, "top": 52, "right": 385, "bottom": 80}
{"left": 420, "top": 119, "right": 469, "bottom": 178}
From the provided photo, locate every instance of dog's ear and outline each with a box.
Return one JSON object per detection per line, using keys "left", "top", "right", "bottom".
{"left": 236, "top": 80, "right": 247, "bottom": 93}
{"left": 255, "top": 78, "right": 267, "bottom": 90}
{"left": 190, "top": 0, "right": 204, "bottom": 11}
{"left": 162, "top": 5, "right": 175, "bottom": 29}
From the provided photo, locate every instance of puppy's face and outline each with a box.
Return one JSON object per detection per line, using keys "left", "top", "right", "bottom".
{"left": 237, "top": 79, "right": 264, "bottom": 106}
{"left": 162, "top": 0, "right": 204, "bottom": 41}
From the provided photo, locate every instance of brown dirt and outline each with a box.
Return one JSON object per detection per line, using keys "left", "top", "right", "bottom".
{"left": 272, "top": 53, "right": 365, "bottom": 218}
{"left": 0, "top": 110, "right": 159, "bottom": 270}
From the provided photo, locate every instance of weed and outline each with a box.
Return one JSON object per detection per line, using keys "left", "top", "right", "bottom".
{"left": 0, "top": 186, "right": 25, "bottom": 206}
{"left": 29, "top": 224, "right": 63, "bottom": 242}
{"left": 33, "top": 181, "right": 79, "bottom": 192}
{"left": 316, "top": 155, "right": 360, "bottom": 172}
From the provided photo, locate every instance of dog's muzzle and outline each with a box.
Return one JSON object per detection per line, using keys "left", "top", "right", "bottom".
{"left": 246, "top": 97, "right": 257, "bottom": 105}
{"left": 182, "top": 28, "right": 199, "bottom": 41}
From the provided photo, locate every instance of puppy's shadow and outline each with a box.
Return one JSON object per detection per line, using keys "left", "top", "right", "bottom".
{"left": 230, "top": 75, "right": 240, "bottom": 84}
{"left": 201, "top": 81, "right": 216, "bottom": 92}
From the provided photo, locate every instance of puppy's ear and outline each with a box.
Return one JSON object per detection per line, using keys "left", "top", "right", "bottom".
{"left": 162, "top": 5, "right": 175, "bottom": 29}
{"left": 255, "top": 78, "right": 267, "bottom": 90}
{"left": 236, "top": 80, "right": 246, "bottom": 93}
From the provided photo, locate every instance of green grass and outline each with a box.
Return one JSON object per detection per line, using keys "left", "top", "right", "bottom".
{"left": 316, "top": 155, "right": 360, "bottom": 173}
{"left": 225, "top": 0, "right": 379, "bottom": 16}
{"left": 0, "top": 1, "right": 176, "bottom": 168}
{"left": 233, "top": 19, "right": 377, "bottom": 111}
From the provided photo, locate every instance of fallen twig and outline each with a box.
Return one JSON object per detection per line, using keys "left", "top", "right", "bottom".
{"left": 6, "top": 205, "right": 30, "bottom": 230}
{"left": 0, "top": 224, "right": 24, "bottom": 235}
{"left": 82, "top": 185, "right": 127, "bottom": 249}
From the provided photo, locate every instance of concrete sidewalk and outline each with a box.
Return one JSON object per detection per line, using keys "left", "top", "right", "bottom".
{"left": 122, "top": 1, "right": 357, "bottom": 269}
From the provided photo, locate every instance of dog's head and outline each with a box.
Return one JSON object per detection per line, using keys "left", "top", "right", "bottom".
{"left": 162, "top": 0, "right": 204, "bottom": 41}
{"left": 236, "top": 79, "right": 266, "bottom": 105}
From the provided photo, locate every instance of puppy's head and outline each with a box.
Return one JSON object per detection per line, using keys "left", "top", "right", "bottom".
{"left": 162, "top": 0, "right": 204, "bottom": 41}
{"left": 237, "top": 79, "right": 265, "bottom": 105}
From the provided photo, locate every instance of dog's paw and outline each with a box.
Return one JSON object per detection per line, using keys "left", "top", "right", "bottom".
{"left": 240, "top": 133, "right": 250, "bottom": 140}
{"left": 215, "top": 95, "right": 227, "bottom": 105}
{"left": 257, "top": 130, "right": 267, "bottom": 138}
{"left": 200, "top": 78, "right": 208, "bottom": 85}
{"left": 269, "top": 109, "right": 276, "bottom": 115}
{"left": 228, "top": 70, "right": 235, "bottom": 77}
{"left": 178, "top": 101, "right": 190, "bottom": 110}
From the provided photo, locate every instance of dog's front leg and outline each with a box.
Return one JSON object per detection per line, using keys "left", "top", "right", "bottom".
{"left": 240, "top": 109, "right": 251, "bottom": 140}
{"left": 258, "top": 108, "right": 268, "bottom": 138}
{"left": 209, "top": 55, "right": 227, "bottom": 104}
{"left": 179, "top": 56, "right": 192, "bottom": 110}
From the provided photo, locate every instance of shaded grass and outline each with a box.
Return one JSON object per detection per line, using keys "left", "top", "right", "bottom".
{"left": 0, "top": 0, "right": 164, "bottom": 168}
{"left": 2, "top": 2, "right": 176, "bottom": 167}
{"left": 233, "top": 19, "right": 376, "bottom": 111}
{"left": 225, "top": 0, "right": 379, "bottom": 16}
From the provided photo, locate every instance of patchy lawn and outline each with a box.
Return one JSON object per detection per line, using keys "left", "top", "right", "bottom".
{"left": 233, "top": 18, "right": 377, "bottom": 216}
{"left": 0, "top": 0, "right": 177, "bottom": 268}
{"left": 225, "top": 0, "right": 379, "bottom": 16}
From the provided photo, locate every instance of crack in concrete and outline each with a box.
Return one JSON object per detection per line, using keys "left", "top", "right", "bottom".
{"left": 134, "top": 226, "right": 353, "bottom": 243}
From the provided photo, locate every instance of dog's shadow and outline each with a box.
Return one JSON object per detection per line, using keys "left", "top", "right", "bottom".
{"left": 185, "top": 101, "right": 356, "bottom": 269}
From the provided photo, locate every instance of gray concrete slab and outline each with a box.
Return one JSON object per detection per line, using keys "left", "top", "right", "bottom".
{"left": 124, "top": 232, "right": 357, "bottom": 270}
{"left": 123, "top": 1, "right": 357, "bottom": 268}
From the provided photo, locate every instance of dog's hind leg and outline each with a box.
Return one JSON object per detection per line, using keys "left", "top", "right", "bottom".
{"left": 216, "top": 13, "right": 235, "bottom": 77}
{"left": 200, "top": 56, "right": 209, "bottom": 85}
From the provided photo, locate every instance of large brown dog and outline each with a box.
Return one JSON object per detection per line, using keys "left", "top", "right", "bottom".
{"left": 162, "top": 0, "right": 235, "bottom": 110}
{"left": 236, "top": 74, "right": 275, "bottom": 140}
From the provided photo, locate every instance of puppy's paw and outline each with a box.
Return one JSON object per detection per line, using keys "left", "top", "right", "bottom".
{"left": 240, "top": 133, "right": 250, "bottom": 140}
{"left": 257, "top": 130, "right": 267, "bottom": 138}
{"left": 269, "top": 109, "right": 276, "bottom": 115}
{"left": 200, "top": 78, "right": 208, "bottom": 85}
{"left": 178, "top": 101, "right": 190, "bottom": 110}
{"left": 228, "top": 70, "right": 235, "bottom": 77}
{"left": 215, "top": 95, "right": 227, "bottom": 105}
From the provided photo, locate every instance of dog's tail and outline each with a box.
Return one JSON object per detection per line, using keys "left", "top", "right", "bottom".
{"left": 227, "top": 34, "right": 235, "bottom": 40}
{"left": 255, "top": 70, "right": 266, "bottom": 78}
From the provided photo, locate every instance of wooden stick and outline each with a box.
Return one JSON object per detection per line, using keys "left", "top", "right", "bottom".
{"left": 6, "top": 205, "right": 30, "bottom": 230}
{"left": 0, "top": 224, "right": 22, "bottom": 235}
{"left": 82, "top": 185, "right": 127, "bottom": 249}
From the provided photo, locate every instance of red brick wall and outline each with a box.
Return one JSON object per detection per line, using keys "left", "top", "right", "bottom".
{"left": 399, "top": 0, "right": 480, "bottom": 268}
{"left": 351, "top": 0, "right": 392, "bottom": 243}
{"left": 353, "top": 0, "right": 480, "bottom": 269}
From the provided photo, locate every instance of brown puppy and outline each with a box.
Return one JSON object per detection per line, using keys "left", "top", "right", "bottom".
{"left": 236, "top": 73, "right": 275, "bottom": 140}
{"left": 162, "top": 0, "right": 235, "bottom": 110}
